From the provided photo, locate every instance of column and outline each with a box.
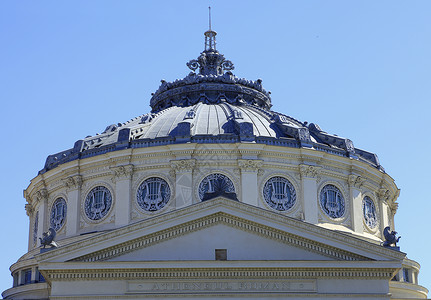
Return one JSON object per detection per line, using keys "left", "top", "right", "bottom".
{"left": 238, "top": 159, "right": 262, "bottom": 206}
{"left": 348, "top": 174, "right": 365, "bottom": 233}
{"left": 63, "top": 175, "right": 82, "bottom": 237}
{"left": 111, "top": 164, "right": 134, "bottom": 226}
{"left": 299, "top": 164, "right": 320, "bottom": 224}
{"left": 170, "top": 159, "right": 196, "bottom": 208}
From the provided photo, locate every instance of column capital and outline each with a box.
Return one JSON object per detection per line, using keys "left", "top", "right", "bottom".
{"left": 348, "top": 174, "right": 366, "bottom": 188}
{"left": 62, "top": 175, "right": 83, "bottom": 190}
{"left": 35, "top": 188, "right": 48, "bottom": 202}
{"left": 378, "top": 188, "right": 391, "bottom": 202}
{"left": 110, "top": 164, "right": 134, "bottom": 180}
{"left": 238, "top": 159, "right": 263, "bottom": 172}
{"left": 299, "top": 164, "right": 321, "bottom": 179}
{"left": 25, "top": 203, "right": 34, "bottom": 217}
{"left": 170, "top": 159, "right": 196, "bottom": 173}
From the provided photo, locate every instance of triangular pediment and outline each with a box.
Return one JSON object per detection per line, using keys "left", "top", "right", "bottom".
{"left": 36, "top": 197, "right": 406, "bottom": 264}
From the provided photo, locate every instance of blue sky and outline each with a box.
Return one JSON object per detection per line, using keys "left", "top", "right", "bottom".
{"left": 1, "top": 0, "right": 430, "bottom": 294}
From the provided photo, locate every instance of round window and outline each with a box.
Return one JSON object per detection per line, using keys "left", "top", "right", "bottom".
{"left": 263, "top": 177, "right": 296, "bottom": 211}
{"left": 84, "top": 186, "right": 112, "bottom": 221}
{"left": 50, "top": 197, "right": 67, "bottom": 231}
{"left": 136, "top": 177, "right": 171, "bottom": 211}
{"left": 198, "top": 173, "right": 237, "bottom": 201}
{"left": 320, "top": 184, "right": 345, "bottom": 218}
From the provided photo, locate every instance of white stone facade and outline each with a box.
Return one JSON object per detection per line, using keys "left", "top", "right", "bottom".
{"left": 3, "top": 142, "right": 428, "bottom": 299}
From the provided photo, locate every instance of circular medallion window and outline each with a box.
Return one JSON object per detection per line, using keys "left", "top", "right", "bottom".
{"left": 362, "top": 196, "right": 378, "bottom": 229}
{"left": 320, "top": 184, "right": 345, "bottom": 219}
{"left": 50, "top": 197, "right": 67, "bottom": 231}
{"left": 84, "top": 186, "right": 112, "bottom": 221}
{"left": 263, "top": 177, "right": 296, "bottom": 211}
{"left": 198, "top": 173, "right": 237, "bottom": 201}
{"left": 136, "top": 177, "right": 171, "bottom": 211}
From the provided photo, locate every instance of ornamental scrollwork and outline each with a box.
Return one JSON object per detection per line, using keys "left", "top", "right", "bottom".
{"left": 186, "top": 59, "right": 199, "bottom": 71}
{"left": 221, "top": 60, "right": 234, "bottom": 71}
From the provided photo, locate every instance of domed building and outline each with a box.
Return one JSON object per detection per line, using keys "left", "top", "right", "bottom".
{"left": 3, "top": 25, "right": 428, "bottom": 299}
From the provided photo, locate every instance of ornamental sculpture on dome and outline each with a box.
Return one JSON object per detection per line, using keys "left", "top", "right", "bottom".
{"left": 149, "top": 8, "right": 272, "bottom": 113}
{"left": 186, "top": 7, "right": 234, "bottom": 76}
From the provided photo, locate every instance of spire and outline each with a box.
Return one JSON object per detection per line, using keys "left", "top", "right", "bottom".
{"left": 204, "top": 6, "right": 217, "bottom": 51}
{"left": 186, "top": 7, "right": 234, "bottom": 76}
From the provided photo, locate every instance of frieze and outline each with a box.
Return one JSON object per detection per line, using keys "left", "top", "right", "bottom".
{"left": 48, "top": 179, "right": 64, "bottom": 190}
{"left": 128, "top": 279, "right": 316, "bottom": 294}
{"left": 137, "top": 158, "right": 171, "bottom": 165}
{"left": 81, "top": 166, "right": 110, "bottom": 176}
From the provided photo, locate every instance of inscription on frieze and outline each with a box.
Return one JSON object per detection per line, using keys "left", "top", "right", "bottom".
{"left": 128, "top": 279, "right": 316, "bottom": 294}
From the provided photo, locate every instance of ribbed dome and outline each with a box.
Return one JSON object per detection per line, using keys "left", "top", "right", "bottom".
{"left": 40, "top": 31, "right": 382, "bottom": 174}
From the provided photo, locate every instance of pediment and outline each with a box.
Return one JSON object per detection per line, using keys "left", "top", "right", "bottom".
{"left": 36, "top": 197, "right": 405, "bottom": 264}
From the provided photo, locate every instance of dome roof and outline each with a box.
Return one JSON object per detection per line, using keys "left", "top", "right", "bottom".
{"left": 40, "top": 30, "right": 382, "bottom": 174}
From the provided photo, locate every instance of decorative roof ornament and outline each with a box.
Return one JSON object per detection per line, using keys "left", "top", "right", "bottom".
{"left": 186, "top": 7, "right": 234, "bottom": 76}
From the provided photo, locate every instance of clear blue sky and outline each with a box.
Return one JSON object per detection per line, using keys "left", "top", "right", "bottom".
{"left": 1, "top": 0, "right": 430, "bottom": 294}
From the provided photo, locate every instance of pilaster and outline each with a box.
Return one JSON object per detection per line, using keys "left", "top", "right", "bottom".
{"left": 170, "top": 159, "right": 196, "bottom": 208}
{"left": 111, "top": 164, "right": 134, "bottom": 226}
{"left": 238, "top": 159, "right": 262, "bottom": 206}
{"left": 378, "top": 188, "right": 391, "bottom": 231}
{"left": 63, "top": 175, "right": 82, "bottom": 237}
{"left": 299, "top": 164, "right": 320, "bottom": 224}
{"left": 35, "top": 188, "right": 48, "bottom": 247}
{"left": 348, "top": 174, "right": 366, "bottom": 233}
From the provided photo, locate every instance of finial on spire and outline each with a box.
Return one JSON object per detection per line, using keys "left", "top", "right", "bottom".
{"left": 186, "top": 6, "right": 234, "bottom": 76}
{"left": 209, "top": 6, "right": 212, "bottom": 31}
{"left": 204, "top": 6, "right": 217, "bottom": 51}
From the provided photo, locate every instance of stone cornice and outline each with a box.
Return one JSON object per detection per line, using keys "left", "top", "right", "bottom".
{"left": 70, "top": 212, "right": 368, "bottom": 263}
